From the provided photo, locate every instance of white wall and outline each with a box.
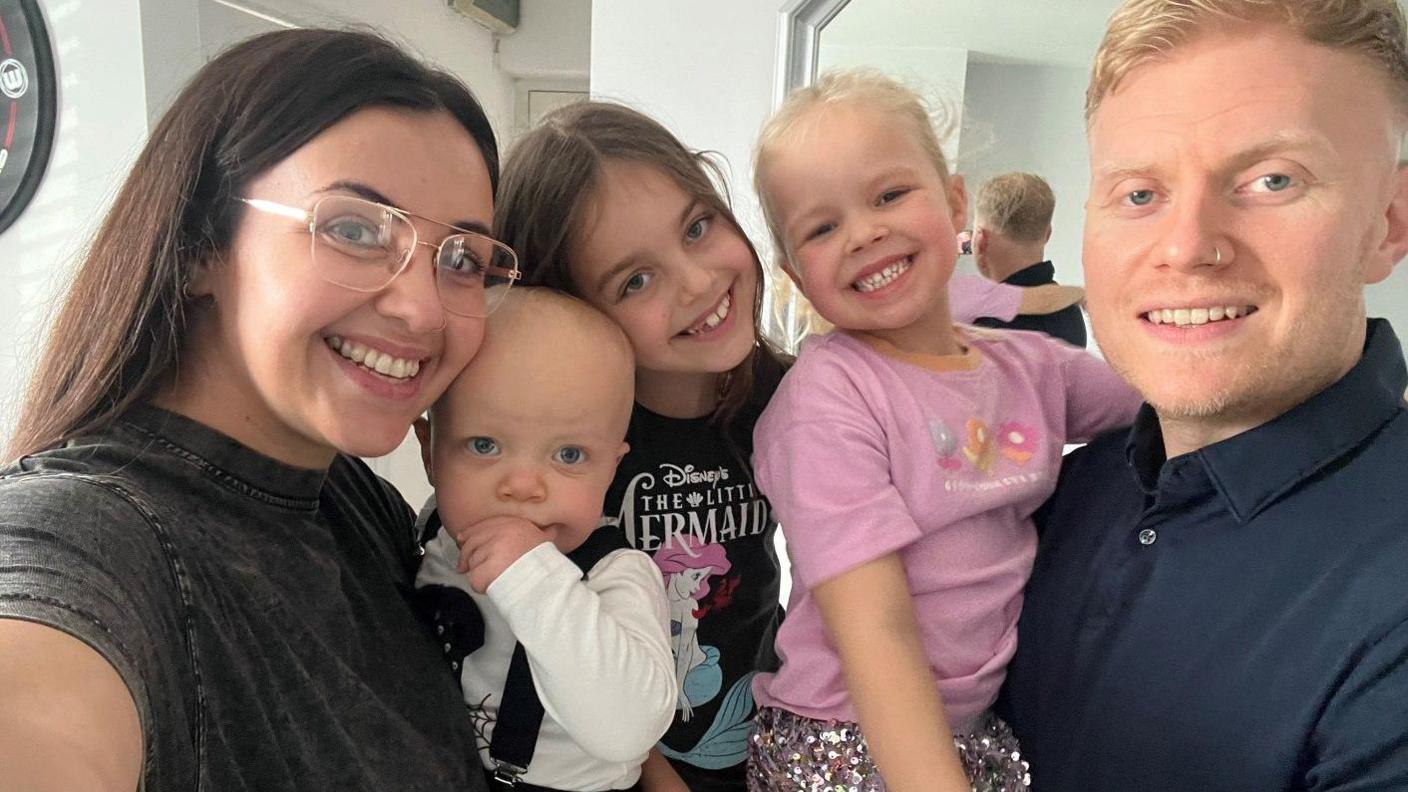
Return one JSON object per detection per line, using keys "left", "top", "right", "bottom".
{"left": 590, "top": 0, "right": 781, "bottom": 264}
{"left": 197, "top": 1, "right": 291, "bottom": 59}
{"left": 809, "top": 0, "right": 1114, "bottom": 69}
{"left": 959, "top": 61, "right": 1090, "bottom": 292}
{"left": 1367, "top": 256, "right": 1408, "bottom": 339}
{"left": 498, "top": 0, "right": 590, "bottom": 138}
{"left": 818, "top": 42, "right": 968, "bottom": 166}
{"left": 0, "top": 0, "right": 151, "bottom": 436}
{"left": 141, "top": 0, "right": 209, "bottom": 124}
{"left": 499, "top": 0, "right": 590, "bottom": 81}
{"left": 207, "top": 0, "right": 516, "bottom": 137}
{"left": 1362, "top": 248, "right": 1408, "bottom": 333}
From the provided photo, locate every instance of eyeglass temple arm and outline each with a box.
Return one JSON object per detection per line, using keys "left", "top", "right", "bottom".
{"left": 238, "top": 198, "right": 313, "bottom": 227}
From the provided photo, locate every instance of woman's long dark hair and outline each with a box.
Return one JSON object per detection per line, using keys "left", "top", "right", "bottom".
{"left": 494, "top": 101, "right": 788, "bottom": 442}
{"left": 7, "top": 29, "right": 498, "bottom": 461}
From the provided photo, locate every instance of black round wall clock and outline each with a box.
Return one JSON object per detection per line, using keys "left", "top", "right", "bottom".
{"left": 0, "top": 0, "right": 56, "bottom": 235}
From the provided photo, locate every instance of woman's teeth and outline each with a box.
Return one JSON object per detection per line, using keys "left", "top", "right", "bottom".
{"left": 326, "top": 336, "right": 421, "bottom": 380}
{"left": 1144, "top": 305, "right": 1255, "bottom": 326}
{"left": 854, "top": 257, "right": 912, "bottom": 293}
{"left": 685, "top": 292, "right": 731, "bottom": 335}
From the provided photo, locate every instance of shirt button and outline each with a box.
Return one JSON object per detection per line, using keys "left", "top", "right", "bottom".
{"left": 1138, "top": 528, "right": 1158, "bottom": 546}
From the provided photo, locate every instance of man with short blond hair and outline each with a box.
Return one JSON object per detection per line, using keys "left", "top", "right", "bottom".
{"left": 972, "top": 172, "right": 1087, "bottom": 346}
{"left": 1000, "top": 0, "right": 1408, "bottom": 788}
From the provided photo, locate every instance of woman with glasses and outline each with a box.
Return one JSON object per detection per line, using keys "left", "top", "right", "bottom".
{"left": 0, "top": 29, "right": 516, "bottom": 791}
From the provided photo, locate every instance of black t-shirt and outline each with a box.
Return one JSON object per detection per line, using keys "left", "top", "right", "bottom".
{"left": 0, "top": 407, "right": 485, "bottom": 791}
{"left": 602, "top": 396, "right": 783, "bottom": 792}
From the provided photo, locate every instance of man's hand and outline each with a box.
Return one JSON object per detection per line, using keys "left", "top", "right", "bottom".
{"left": 450, "top": 516, "right": 549, "bottom": 593}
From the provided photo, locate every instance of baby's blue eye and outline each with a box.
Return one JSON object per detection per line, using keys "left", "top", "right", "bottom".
{"left": 553, "top": 446, "right": 586, "bottom": 465}
{"left": 878, "top": 188, "right": 908, "bottom": 205}
{"left": 468, "top": 437, "right": 499, "bottom": 456}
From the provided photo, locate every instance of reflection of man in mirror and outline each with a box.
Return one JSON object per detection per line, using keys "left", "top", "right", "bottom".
{"left": 1000, "top": 1, "right": 1408, "bottom": 789}
{"left": 951, "top": 181, "right": 1087, "bottom": 335}
{"left": 971, "top": 172, "right": 1088, "bottom": 347}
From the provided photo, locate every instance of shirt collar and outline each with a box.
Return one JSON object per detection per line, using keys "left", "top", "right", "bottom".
{"left": 121, "top": 405, "right": 328, "bottom": 509}
{"left": 1002, "top": 261, "right": 1056, "bottom": 287}
{"left": 1125, "top": 319, "right": 1407, "bottom": 521}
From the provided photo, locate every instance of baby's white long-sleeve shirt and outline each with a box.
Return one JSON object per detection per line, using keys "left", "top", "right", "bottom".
{"left": 417, "top": 534, "right": 675, "bottom": 791}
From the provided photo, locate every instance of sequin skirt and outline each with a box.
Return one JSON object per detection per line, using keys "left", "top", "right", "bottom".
{"left": 746, "top": 705, "right": 1031, "bottom": 791}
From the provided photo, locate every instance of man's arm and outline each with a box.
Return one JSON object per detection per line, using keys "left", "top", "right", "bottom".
{"left": 0, "top": 620, "right": 143, "bottom": 792}
{"left": 1306, "top": 615, "right": 1408, "bottom": 790}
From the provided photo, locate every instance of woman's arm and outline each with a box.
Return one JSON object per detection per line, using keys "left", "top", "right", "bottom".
{"left": 814, "top": 554, "right": 970, "bottom": 792}
{"left": 0, "top": 619, "right": 143, "bottom": 792}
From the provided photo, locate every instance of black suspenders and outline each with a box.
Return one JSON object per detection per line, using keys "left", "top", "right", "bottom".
{"left": 419, "top": 510, "right": 631, "bottom": 791}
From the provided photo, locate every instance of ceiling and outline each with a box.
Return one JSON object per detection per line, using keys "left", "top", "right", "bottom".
{"left": 821, "top": 0, "right": 1120, "bottom": 68}
{"left": 821, "top": 0, "right": 1408, "bottom": 68}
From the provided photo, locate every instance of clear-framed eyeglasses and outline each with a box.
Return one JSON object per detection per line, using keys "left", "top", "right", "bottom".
{"left": 236, "top": 194, "right": 521, "bottom": 318}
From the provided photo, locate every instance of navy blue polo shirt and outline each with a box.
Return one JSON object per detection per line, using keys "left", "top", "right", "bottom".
{"left": 999, "top": 319, "right": 1408, "bottom": 791}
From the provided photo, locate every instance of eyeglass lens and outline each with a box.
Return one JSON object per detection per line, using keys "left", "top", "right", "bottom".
{"left": 309, "top": 195, "right": 517, "bottom": 317}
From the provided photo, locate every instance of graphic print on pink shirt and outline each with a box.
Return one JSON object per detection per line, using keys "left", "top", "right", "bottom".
{"left": 931, "top": 417, "right": 1042, "bottom": 474}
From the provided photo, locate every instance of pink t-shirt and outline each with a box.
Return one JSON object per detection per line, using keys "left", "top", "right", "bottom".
{"left": 949, "top": 274, "right": 1022, "bottom": 324}
{"left": 752, "top": 328, "right": 1141, "bottom": 729}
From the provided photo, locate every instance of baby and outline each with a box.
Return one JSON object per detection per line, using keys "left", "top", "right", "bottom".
{"left": 414, "top": 287, "right": 676, "bottom": 792}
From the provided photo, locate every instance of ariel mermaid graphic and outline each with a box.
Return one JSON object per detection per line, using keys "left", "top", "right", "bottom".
{"left": 655, "top": 537, "right": 731, "bottom": 721}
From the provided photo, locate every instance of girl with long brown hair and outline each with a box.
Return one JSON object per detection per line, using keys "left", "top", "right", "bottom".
{"left": 495, "top": 101, "right": 789, "bottom": 792}
{"left": 0, "top": 29, "right": 511, "bottom": 791}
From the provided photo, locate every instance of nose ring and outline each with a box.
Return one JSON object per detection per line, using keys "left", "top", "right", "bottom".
{"left": 1213, "top": 245, "right": 1222, "bottom": 265}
